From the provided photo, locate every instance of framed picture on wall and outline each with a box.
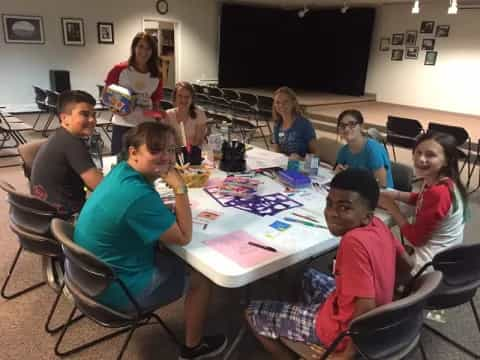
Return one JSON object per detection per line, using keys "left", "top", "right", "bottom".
{"left": 379, "top": 37, "right": 390, "bottom": 51}
{"left": 420, "top": 21, "right": 435, "bottom": 34}
{"left": 436, "top": 25, "right": 450, "bottom": 37}
{"left": 425, "top": 51, "right": 438, "bottom": 66}
{"left": 405, "top": 30, "right": 417, "bottom": 46}
{"left": 422, "top": 38, "right": 435, "bottom": 51}
{"left": 391, "top": 33, "right": 404, "bottom": 46}
{"left": 97, "top": 22, "right": 114, "bottom": 44}
{"left": 2, "top": 14, "right": 44, "bottom": 44}
{"left": 405, "top": 47, "right": 419, "bottom": 59}
{"left": 391, "top": 49, "right": 404, "bottom": 61}
{"left": 61, "top": 17, "right": 85, "bottom": 46}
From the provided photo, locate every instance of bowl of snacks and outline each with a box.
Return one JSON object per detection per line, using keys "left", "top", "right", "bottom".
{"left": 177, "top": 165, "right": 210, "bottom": 188}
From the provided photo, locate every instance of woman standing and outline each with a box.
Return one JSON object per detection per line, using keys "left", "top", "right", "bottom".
{"left": 105, "top": 32, "right": 163, "bottom": 154}
{"left": 165, "top": 81, "right": 208, "bottom": 148}
{"left": 271, "top": 86, "right": 319, "bottom": 159}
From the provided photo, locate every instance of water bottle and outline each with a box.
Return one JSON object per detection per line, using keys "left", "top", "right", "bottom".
{"left": 220, "top": 121, "right": 230, "bottom": 142}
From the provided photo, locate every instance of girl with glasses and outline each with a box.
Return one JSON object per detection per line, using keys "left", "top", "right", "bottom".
{"left": 335, "top": 109, "right": 394, "bottom": 188}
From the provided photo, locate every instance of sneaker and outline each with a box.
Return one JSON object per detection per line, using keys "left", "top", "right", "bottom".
{"left": 425, "top": 309, "right": 447, "bottom": 324}
{"left": 179, "top": 335, "right": 228, "bottom": 360}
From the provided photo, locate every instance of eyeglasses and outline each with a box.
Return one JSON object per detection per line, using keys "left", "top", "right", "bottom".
{"left": 338, "top": 121, "right": 358, "bottom": 130}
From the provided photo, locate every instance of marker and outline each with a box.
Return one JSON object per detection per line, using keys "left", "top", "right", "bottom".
{"left": 283, "top": 217, "right": 328, "bottom": 229}
{"left": 292, "top": 212, "right": 320, "bottom": 223}
{"left": 247, "top": 241, "right": 277, "bottom": 252}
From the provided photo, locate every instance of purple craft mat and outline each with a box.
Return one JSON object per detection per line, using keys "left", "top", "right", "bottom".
{"left": 226, "top": 193, "right": 303, "bottom": 216}
{"left": 203, "top": 185, "right": 235, "bottom": 207}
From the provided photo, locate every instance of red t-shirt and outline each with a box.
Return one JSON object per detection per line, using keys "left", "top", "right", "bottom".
{"left": 315, "top": 216, "right": 404, "bottom": 351}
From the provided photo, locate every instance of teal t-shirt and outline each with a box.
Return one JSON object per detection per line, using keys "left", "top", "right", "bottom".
{"left": 74, "top": 161, "right": 175, "bottom": 309}
{"left": 336, "top": 138, "right": 394, "bottom": 188}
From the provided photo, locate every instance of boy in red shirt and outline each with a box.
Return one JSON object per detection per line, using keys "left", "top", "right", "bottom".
{"left": 246, "top": 168, "right": 412, "bottom": 359}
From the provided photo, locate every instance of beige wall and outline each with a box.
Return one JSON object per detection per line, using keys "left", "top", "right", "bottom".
{"left": 366, "top": 2, "right": 480, "bottom": 116}
{"left": 0, "top": 0, "right": 219, "bottom": 105}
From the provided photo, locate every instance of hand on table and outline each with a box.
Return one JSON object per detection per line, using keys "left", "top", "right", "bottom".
{"left": 335, "top": 164, "right": 348, "bottom": 174}
{"left": 289, "top": 153, "right": 303, "bottom": 161}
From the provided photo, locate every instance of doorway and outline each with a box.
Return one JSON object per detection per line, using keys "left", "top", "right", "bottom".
{"left": 143, "top": 19, "right": 179, "bottom": 89}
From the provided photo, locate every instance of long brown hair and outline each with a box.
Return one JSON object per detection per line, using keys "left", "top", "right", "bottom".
{"left": 272, "top": 86, "right": 302, "bottom": 124}
{"left": 122, "top": 122, "right": 176, "bottom": 159}
{"left": 128, "top": 32, "right": 160, "bottom": 78}
{"left": 172, "top": 81, "right": 197, "bottom": 119}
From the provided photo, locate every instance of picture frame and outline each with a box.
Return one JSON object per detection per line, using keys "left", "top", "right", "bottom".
{"left": 61, "top": 17, "right": 85, "bottom": 46}
{"left": 425, "top": 51, "right": 438, "bottom": 66}
{"left": 2, "top": 14, "right": 44, "bottom": 44}
{"left": 97, "top": 22, "right": 114, "bottom": 44}
{"left": 405, "top": 30, "right": 418, "bottom": 46}
{"left": 405, "top": 47, "right": 419, "bottom": 59}
{"left": 379, "top": 37, "right": 390, "bottom": 51}
{"left": 391, "top": 49, "right": 404, "bottom": 61}
{"left": 436, "top": 25, "right": 450, "bottom": 37}
{"left": 422, "top": 38, "right": 435, "bottom": 51}
{"left": 391, "top": 33, "right": 404, "bottom": 46}
{"left": 420, "top": 21, "right": 435, "bottom": 34}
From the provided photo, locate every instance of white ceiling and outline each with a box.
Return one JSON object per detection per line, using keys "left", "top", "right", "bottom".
{"left": 221, "top": 0, "right": 433, "bottom": 9}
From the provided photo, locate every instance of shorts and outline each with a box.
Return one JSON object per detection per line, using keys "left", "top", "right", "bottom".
{"left": 127, "top": 250, "right": 189, "bottom": 312}
{"left": 246, "top": 268, "right": 335, "bottom": 345}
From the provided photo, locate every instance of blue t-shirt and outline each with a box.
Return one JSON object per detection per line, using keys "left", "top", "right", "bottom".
{"left": 336, "top": 138, "right": 394, "bottom": 188}
{"left": 74, "top": 161, "right": 175, "bottom": 309}
{"left": 273, "top": 115, "right": 316, "bottom": 157}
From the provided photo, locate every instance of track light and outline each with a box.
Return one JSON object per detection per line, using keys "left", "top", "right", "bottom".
{"left": 341, "top": 1, "right": 349, "bottom": 13}
{"left": 448, "top": 0, "right": 458, "bottom": 14}
{"left": 298, "top": 4, "right": 310, "bottom": 18}
{"left": 412, "top": 0, "right": 420, "bottom": 14}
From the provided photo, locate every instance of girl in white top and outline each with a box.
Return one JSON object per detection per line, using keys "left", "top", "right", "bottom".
{"left": 379, "top": 132, "right": 468, "bottom": 274}
{"left": 165, "top": 82, "right": 208, "bottom": 148}
{"left": 105, "top": 32, "right": 163, "bottom": 154}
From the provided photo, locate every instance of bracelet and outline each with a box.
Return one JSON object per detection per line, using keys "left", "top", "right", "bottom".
{"left": 174, "top": 184, "right": 188, "bottom": 195}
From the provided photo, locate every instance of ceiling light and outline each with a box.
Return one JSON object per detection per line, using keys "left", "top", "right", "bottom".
{"left": 412, "top": 0, "right": 420, "bottom": 14}
{"left": 298, "top": 4, "right": 310, "bottom": 18}
{"left": 341, "top": 1, "right": 349, "bottom": 13}
{"left": 448, "top": 0, "right": 458, "bottom": 14}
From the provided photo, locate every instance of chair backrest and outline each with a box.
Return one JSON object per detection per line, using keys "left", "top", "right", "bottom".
{"left": 163, "top": 87, "right": 173, "bottom": 101}
{"left": 257, "top": 95, "right": 273, "bottom": 111}
{"left": 316, "top": 137, "right": 343, "bottom": 167}
{"left": 0, "top": 180, "right": 60, "bottom": 236}
{"left": 350, "top": 271, "right": 442, "bottom": 359}
{"left": 433, "top": 243, "right": 480, "bottom": 288}
{"left": 206, "top": 86, "right": 223, "bottom": 98}
{"left": 427, "top": 122, "right": 470, "bottom": 147}
{"left": 33, "top": 86, "right": 49, "bottom": 111}
{"left": 391, "top": 162, "right": 414, "bottom": 192}
{"left": 9, "top": 222, "right": 62, "bottom": 257}
{"left": 222, "top": 88, "right": 240, "bottom": 101}
{"left": 50, "top": 218, "right": 135, "bottom": 324}
{"left": 386, "top": 116, "right": 424, "bottom": 149}
{"left": 238, "top": 92, "right": 258, "bottom": 106}
{"left": 45, "top": 90, "right": 59, "bottom": 111}
{"left": 18, "top": 139, "right": 48, "bottom": 180}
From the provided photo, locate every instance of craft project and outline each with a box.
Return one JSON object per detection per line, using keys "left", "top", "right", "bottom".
{"left": 203, "top": 230, "right": 280, "bottom": 268}
{"left": 225, "top": 193, "right": 302, "bottom": 217}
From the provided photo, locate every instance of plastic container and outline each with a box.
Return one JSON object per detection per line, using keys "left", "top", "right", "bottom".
{"left": 277, "top": 170, "right": 311, "bottom": 188}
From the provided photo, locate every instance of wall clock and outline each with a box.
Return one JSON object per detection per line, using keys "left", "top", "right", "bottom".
{"left": 156, "top": 0, "right": 168, "bottom": 15}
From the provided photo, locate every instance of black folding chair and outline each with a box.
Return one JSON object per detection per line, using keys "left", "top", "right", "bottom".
{"left": 33, "top": 86, "right": 49, "bottom": 130}
{"left": 42, "top": 90, "right": 60, "bottom": 137}
{"left": 281, "top": 271, "right": 442, "bottom": 360}
{"left": 410, "top": 243, "right": 480, "bottom": 359}
{"left": 222, "top": 88, "right": 240, "bottom": 102}
{"left": 386, "top": 116, "right": 424, "bottom": 161}
{"left": 18, "top": 139, "right": 48, "bottom": 181}
{"left": 49, "top": 218, "right": 179, "bottom": 359}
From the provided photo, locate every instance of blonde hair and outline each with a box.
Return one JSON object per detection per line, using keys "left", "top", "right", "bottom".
{"left": 272, "top": 86, "right": 302, "bottom": 123}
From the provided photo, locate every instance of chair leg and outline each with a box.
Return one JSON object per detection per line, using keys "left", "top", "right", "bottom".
{"left": 55, "top": 306, "right": 134, "bottom": 358}
{"left": 419, "top": 339, "right": 428, "bottom": 360}
{"left": 150, "top": 313, "right": 181, "bottom": 346}
{"left": 424, "top": 304, "right": 480, "bottom": 359}
{"left": 1, "top": 245, "right": 46, "bottom": 300}
{"left": 44, "top": 284, "right": 84, "bottom": 334}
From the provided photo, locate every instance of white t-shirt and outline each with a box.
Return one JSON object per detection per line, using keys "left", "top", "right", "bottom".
{"left": 165, "top": 107, "right": 208, "bottom": 147}
{"left": 105, "top": 62, "right": 163, "bottom": 127}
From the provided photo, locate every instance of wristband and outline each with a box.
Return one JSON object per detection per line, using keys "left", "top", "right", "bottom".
{"left": 174, "top": 184, "right": 188, "bottom": 195}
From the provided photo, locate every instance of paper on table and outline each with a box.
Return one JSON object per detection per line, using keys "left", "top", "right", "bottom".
{"left": 203, "top": 230, "right": 280, "bottom": 268}
{"left": 246, "top": 147, "right": 288, "bottom": 170}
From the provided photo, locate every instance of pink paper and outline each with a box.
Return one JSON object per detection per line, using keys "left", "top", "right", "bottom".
{"left": 204, "top": 230, "right": 280, "bottom": 268}
{"left": 206, "top": 178, "right": 224, "bottom": 187}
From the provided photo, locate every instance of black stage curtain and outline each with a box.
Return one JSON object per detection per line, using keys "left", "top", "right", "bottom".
{"left": 218, "top": 4, "right": 375, "bottom": 96}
